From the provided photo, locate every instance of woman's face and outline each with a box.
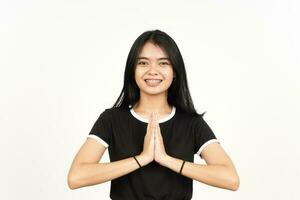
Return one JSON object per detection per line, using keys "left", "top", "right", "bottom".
{"left": 135, "top": 42, "right": 175, "bottom": 96}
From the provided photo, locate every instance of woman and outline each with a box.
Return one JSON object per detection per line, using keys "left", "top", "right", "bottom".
{"left": 67, "top": 29, "right": 240, "bottom": 199}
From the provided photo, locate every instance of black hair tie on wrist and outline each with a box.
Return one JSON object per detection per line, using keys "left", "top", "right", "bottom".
{"left": 179, "top": 160, "right": 185, "bottom": 174}
{"left": 133, "top": 156, "right": 141, "bottom": 168}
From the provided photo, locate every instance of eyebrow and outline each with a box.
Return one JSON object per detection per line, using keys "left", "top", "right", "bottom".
{"left": 137, "top": 57, "right": 170, "bottom": 61}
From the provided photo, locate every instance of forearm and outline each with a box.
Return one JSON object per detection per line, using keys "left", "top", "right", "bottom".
{"left": 69, "top": 154, "right": 147, "bottom": 189}
{"left": 162, "top": 155, "right": 239, "bottom": 191}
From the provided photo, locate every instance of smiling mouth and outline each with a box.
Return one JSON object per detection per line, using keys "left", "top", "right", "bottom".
{"left": 144, "top": 79, "right": 162, "bottom": 87}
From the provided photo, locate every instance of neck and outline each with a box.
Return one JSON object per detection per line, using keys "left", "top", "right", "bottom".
{"left": 133, "top": 92, "right": 172, "bottom": 114}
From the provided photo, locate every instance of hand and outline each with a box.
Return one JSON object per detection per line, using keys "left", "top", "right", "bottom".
{"left": 153, "top": 112, "right": 168, "bottom": 165}
{"left": 139, "top": 112, "right": 156, "bottom": 165}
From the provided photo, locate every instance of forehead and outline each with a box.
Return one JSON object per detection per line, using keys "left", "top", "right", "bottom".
{"left": 138, "top": 42, "right": 169, "bottom": 60}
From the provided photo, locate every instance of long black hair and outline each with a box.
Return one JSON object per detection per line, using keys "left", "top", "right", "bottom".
{"left": 111, "top": 29, "right": 205, "bottom": 117}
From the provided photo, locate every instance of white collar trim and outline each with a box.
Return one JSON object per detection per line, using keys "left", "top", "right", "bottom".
{"left": 129, "top": 105, "right": 176, "bottom": 123}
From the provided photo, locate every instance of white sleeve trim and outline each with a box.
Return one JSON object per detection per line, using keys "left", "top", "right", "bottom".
{"left": 87, "top": 134, "right": 109, "bottom": 148}
{"left": 196, "top": 139, "right": 219, "bottom": 156}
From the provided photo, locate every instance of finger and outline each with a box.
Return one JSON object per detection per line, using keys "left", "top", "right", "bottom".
{"left": 157, "top": 116, "right": 161, "bottom": 134}
{"left": 146, "top": 113, "right": 152, "bottom": 136}
{"left": 152, "top": 112, "right": 156, "bottom": 138}
{"left": 146, "top": 117, "right": 150, "bottom": 133}
{"left": 151, "top": 112, "right": 155, "bottom": 136}
{"left": 155, "top": 112, "right": 158, "bottom": 136}
{"left": 154, "top": 112, "right": 158, "bottom": 136}
{"left": 156, "top": 113, "right": 162, "bottom": 138}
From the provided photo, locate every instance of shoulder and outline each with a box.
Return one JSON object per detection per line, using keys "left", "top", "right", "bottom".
{"left": 105, "top": 106, "right": 128, "bottom": 114}
{"left": 101, "top": 106, "right": 128, "bottom": 119}
{"left": 192, "top": 114, "right": 212, "bottom": 131}
{"left": 174, "top": 108, "right": 203, "bottom": 126}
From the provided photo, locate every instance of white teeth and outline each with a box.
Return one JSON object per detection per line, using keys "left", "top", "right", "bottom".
{"left": 145, "top": 79, "right": 162, "bottom": 87}
{"left": 145, "top": 79, "right": 162, "bottom": 83}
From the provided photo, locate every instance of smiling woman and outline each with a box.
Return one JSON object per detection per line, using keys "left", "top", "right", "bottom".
{"left": 135, "top": 42, "right": 175, "bottom": 94}
{"left": 67, "top": 29, "right": 240, "bottom": 200}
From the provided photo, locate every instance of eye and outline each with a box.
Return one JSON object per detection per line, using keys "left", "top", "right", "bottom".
{"left": 137, "top": 61, "right": 147, "bottom": 65}
{"left": 160, "top": 62, "right": 170, "bottom": 65}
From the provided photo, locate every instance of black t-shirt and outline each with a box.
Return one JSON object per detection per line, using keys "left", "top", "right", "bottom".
{"left": 87, "top": 105, "right": 219, "bottom": 200}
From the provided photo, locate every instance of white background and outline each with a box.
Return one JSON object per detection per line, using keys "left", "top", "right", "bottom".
{"left": 1, "top": 0, "right": 299, "bottom": 199}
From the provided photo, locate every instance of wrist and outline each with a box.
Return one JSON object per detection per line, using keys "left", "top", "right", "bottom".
{"left": 161, "top": 154, "right": 170, "bottom": 167}
{"left": 136, "top": 154, "right": 150, "bottom": 167}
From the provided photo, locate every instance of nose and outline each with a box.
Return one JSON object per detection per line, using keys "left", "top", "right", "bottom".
{"left": 147, "top": 63, "right": 159, "bottom": 75}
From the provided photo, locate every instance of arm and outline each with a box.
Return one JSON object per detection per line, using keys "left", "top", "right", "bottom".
{"left": 161, "top": 142, "right": 240, "bottom": 191}
{"left": 67, "top": 138, "right": 149, "bottom": 189}
{"left": 68, "top": 112, "right": 157, "bottom": 190}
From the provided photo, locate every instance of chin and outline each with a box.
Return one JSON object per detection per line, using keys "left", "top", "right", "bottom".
{"left": 141, "top": 85, "right": 170, "bottom": 95}
{"left": 141, "top": 90, "right": 167, "bottom": 96}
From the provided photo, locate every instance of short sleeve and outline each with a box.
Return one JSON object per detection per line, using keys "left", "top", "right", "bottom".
{"left": 87, "top": 109, "right": 112, "bottom": 148}
{"left": 194, "top": 115, "right": 220, "bottom": 158}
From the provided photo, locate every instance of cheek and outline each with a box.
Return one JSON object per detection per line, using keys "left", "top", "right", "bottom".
{"left": 134, "top": 69, "right": 145, "bottom": 84}
{"left": 162, "top": 68, "right": 174, "bottom": 80}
